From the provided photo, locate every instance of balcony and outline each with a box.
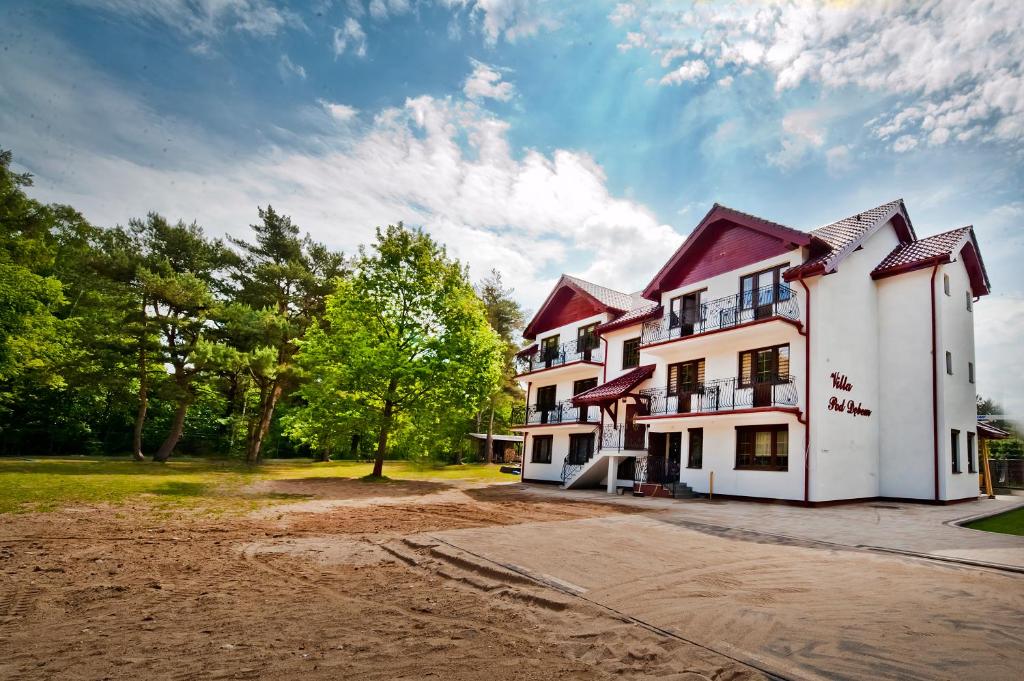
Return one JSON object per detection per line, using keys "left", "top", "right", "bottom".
{"left": 640, "top": 284, "right": 799, "bottom": 347}
{"left": 639, "top": 375, "right": 799, "bottom": 418}
{"left": 512, "top": 399, "right": 601, "bottom": 426}
{"left": 600, "top": 423, "right": 648, "bottom": 452}
{"left": 515, "top": 338, "right": 603, "bottom": 375}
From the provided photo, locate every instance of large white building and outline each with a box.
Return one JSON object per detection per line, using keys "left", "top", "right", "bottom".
{"left": 512, "top": 200, "right": 991, "bottom": 504}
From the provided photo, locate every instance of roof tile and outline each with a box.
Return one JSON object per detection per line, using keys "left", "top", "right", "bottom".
{"left": 573, "top": 365, "right": 655, "bottom": 404}
{"left": 872, "top": 226, "right": 972, "bottom": 276}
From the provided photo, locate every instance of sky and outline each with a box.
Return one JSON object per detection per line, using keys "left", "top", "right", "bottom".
{"left": 1, "top": 0, "right": 1022, "bottom": 417}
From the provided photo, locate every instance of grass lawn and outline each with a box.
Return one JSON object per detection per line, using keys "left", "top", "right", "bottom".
{"left": 965, "top": 507, "right": 1024, "bottom": 536}
{"left": 0, "top": 457, "right": 515, "bottom": 514}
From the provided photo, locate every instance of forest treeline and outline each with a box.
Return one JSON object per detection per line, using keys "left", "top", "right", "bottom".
{"left": 0, "top": 150, "right": 525, "bottom": 470}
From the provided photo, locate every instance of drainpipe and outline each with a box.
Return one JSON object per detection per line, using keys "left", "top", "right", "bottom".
{"left": 930, "top": 264, "right": 940, "bottom": 501}
{"left": 798, "top": 278, "right": 812, "bottom": 504}
{"left": 520, "top": 380, "right": 532, "bottom": 483}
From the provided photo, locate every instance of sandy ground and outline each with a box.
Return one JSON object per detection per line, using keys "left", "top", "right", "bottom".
{"left": 0, "top": 479, "right": 767, "bottom": 681}
{"left": 2, "top": 478, "right": 1022, "bottom": 680}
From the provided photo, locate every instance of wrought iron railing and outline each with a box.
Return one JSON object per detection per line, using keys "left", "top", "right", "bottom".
{"left": 511, "top": 399, "right": 601, "bottom": 426}
{"left": 641, "top": 375, "right": 798, "bottom": 416}
{"left": 516, "top": 337, "right": 604, "bottom": 374}
{"left": 560, "top": 427, "right": 601, "bottom": 484}
{"left": 601, "top": 423, "right": 648, "bottom": 452}
{"left": 633, "top": 454, "right": 679, "bottom": 485}
{"left": 641, "top": 284, "right": 799, "bottom": 346}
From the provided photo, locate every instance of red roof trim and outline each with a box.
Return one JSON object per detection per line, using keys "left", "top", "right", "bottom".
{"left": 515, "top": 344, "right": 538, "bottom": 358}
{"left": 642, "top": 204, "right": 810, "bottom": 300}
{"left": 597, "top": 305, "right": 662, "bottom": 335}
{"left": 513, "top": 359, "right": 603, "bottom": 379}
{"left": 522, "top": 275, "right": 631, "bottom": 340}
{"left": 572, "top": 364, "right": 655, "bottom": 405}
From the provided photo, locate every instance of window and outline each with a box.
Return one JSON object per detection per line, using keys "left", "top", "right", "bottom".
{"left": 576, "top": 323, "right": 599, "bottom": 353}
{"left": 740, "top": 265, "right": 788, "bottom": 311}
{"left": 669, "top": 290, "right": 704, "bottom": 331}
{"left": 667, "top": 359, "right": 704, "bottom": 395}
{"left": 736, "top": 425, "right": 789, "bottom": 470}
{"left": 687, "top": 428, "right": 703, "bottom": 469}
{"left": 968, "top": 362, "right": 975, "bottom": 384}
{"left": 945, "top": 351, "right": 953, "bottom": 375}
{"left": 739, "top": 345, "right": 790, "bottom": 387}
{"left": 573, "top": 378, "right": 597, "bottom": 395}
{"left": 567, "top": 433, "right": 595, "bottom": 465}
{"left": 966, "top": 291, "right": 973, "bottom": 311}
{"left": 943, "top": 274, "right": 950, "bottom": 295}
{"left": 951, "top": 429, "right": 960, "bottom": 473}
{"left": 967, "top": 432, "right": 976, "bottom": 473}
{"left": 622, "top": 337, "right": 640, "bottom": 369}
{"left": 535, "top": 385, "right": 557, "bottom": 410}
{"left": 531, "top": 435, "right": 553, "bottom": 464}
{"left": 541, "top": 334, "right": 560, "bottom": 363}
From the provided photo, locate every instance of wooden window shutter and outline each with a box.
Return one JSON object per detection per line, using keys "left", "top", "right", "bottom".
{"left": 697, "top": 359, "right": 705, "bottom": 385}
{"left": 777, "top": 345, "right": 790, "bottom": 380}
{"left": 739, "top": 351, "right": 753, "bottom": 386}
{"left": 667, "top": 363, "right": 679, "bottom": 395}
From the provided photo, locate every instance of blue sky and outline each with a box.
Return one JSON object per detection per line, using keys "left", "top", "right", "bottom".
{"left": 1, "top": 0, "right": 1022, "bottom": 414}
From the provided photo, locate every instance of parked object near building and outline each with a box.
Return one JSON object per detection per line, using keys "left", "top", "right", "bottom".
{"left": 467, "top": 432, "right": 523, "bottom": 464}
{"left": 513, "top": 200, "right": 991, "bottom": 504}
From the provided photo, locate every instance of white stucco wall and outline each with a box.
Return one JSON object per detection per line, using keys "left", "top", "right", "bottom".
{"left": 521, "top": 424, "right": 602, "bottom": 483}
{"left": 806, "top": 221, "right": 901, "bottom": 502}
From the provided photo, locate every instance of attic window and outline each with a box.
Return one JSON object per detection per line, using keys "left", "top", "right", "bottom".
{"left": 943, "top": 274, "right": 950, "bottom": 296}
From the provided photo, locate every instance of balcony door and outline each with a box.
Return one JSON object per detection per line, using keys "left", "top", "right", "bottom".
{"left": 577, "top": 323, "right": 599, "bottom": 360}
{"left": 540, "top": 334, "right": 560, "bottom": 368}
{"left": 572, "top": 378, "right": 598, "bottom": 422}
{"left": 741, "top": 266, "right": 784, "bottom": 319}
{"left": 668, "top": 359, "right": 705, "bottom": 413}
{"left": 536, "top": 385, "right": 557, "bottom": 423}
{"left": 670, "top": 290, "right": 704, "bottom": 336}
{"left": 623, "top": 403, "right": 647, "bottom": 450}
{"left": 740, "top": 345, "right": 789, "bottom": 407}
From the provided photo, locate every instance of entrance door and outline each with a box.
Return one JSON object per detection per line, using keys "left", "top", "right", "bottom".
{"left": 644, "top": 432, "right": 666, "bottom": 484}
{"left": 666, "top": 432, "right": 682, "bottom": 482}
{"left": 623, "top": 403, "right": 646, "bottom": 450}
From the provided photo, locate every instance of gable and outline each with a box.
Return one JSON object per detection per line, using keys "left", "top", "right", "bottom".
{"left": 524, "top": 285, "right": 606, "bottom": 339}
{"left": 654, "top": 220, "right": 800, "bottom": 295}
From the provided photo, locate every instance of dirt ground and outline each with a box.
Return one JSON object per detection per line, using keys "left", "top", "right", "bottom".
{"left": 0, "top": 479, "right": 768, "bottom": 681}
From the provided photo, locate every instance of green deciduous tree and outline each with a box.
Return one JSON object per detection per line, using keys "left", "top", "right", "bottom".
{"left": 294, "top": 224, "right": 504, "bottom": 477}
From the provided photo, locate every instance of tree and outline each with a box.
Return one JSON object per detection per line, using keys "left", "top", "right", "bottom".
{"left": 131, "top": 214, "right": 233, "bottom": 462}
{"left": 475, "top": 269, "right": 525, "bottom": 463}
{"left": 295, "top": 224, "right": 503, "bottom": 477}
{"left": 228, "top": 206, "right": 346, "bottom": 464}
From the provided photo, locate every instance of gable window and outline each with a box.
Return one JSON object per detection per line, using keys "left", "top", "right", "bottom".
{"left": 740, "top": 265, "right": 788, "bottom": 317}
{"left": 736, "top": 425, "right": 788, "bottom": 471}
{"left": 943, "top": 274, "right": 950, "bottom": 295}
{"left": 541, "top": 334, "right": 560, "bottom": 366}
{"left": 966, "top": 291, "right": 973, "bottom": 311}
{"left": 968, "top": 362, "right": 975, "bottom": 384}
{"left": 576, "top": 323, "right": 599, "bottom": 355}
{"left": 951, "top": 429, "right": 960, "bottom": 473}
{"left": 945, "top": 351, "right": 953, "bottom": 375}
{"left": 967, "top": 432, "right": 976, "bottom": 474}
{"left": 622, "top": 337, "right": 640, "bottom": 369}
{"left": 567, "top": 433, "right": 595, "bottom": 465}
{"left": 687, "top": 428, "right": 703, "bottom": 469}
{"left": 531, "top": 435, "right": 553, "bottom": 464}
{"left": 669, "top": 290, "right": 705, "bottom": 334}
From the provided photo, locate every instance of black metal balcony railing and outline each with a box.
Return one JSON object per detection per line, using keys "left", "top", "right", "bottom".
{"left": 516, "top": 337, "right": 604, "bottom": 374}
{"left": 641, "top": 284, "right": 799, "bottom": 346}
{"left": 511, "top": 399, "right": 601, "bottom": 426}
{"left": 601, "top": 423, "right": 648, "bottom": 452}
{"left": 641, "top": 375, "right": 799, "bottom": 416}
{"left": 634, "top": 454, "right": 679, "bottom": 485}
{"left": 560, "top": 426, "right": 600, "bottom": 484}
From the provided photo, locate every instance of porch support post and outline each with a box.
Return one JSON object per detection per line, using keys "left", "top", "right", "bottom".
{"left": 606, "top": 455, "right": 619, "bottom": 494}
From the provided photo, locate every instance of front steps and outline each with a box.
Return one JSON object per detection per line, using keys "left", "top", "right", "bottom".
{"left": 633, "top": 481, "right": 698, "bottom": 499}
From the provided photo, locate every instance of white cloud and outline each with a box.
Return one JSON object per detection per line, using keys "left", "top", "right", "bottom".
{"left": 440, "top": 0, "right": 558, "bottom": 45}
{"left": 318, "top": 100, "right": 359, "bottom": 123}
{"left": 0, "top": 30, "right": 676, "bottom": 307}
{"left": 278, "top": 55, "right": 306, "bottom": 80}
{"left": 610, "top": 0, "right": 1024, "bottom": 150}
{"left": 717, "top": 75, "right": 734, "bottom": 88}
{"left": 825, "top": 144, "right": 852, "bottom": 176}
{"left": 609, "top": 3, "right": 636, "bottom": 27}
{"left": 369, "top": 0, "right": 411, "bottom": 20}
{"left": 333, "top": 18, "right": 367, "bottom": 58}
{"left": 767, "top": 108, "right": 829, "bottom": 169}
{"left": 74, "top": 0, "right": 304, "bottom": 38}
{"left": 659, "top": 59, "right": 709, "bottom": 86}
{"left": 463, "top": 59, "right": 515, "bottom": 102}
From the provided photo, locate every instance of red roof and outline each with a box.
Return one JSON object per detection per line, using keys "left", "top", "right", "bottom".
{"left": 642, "top": 203, "right": 812, "bottom": 300}
{"left": 515, "top": 344, "right": 537, "bottom": 358}
{"left": 977, "top": 422, "right": 1010, "bottom": 440}
{"left": 871, "top": 225, "right": 991, "bottom": 294}
{"left": 598, "top": 303, "right": 661, "bottom": 334}
{"left": 786, "top": 199, "right": 915, "bottom": 280}
{"left": 572, "top": 365, "right": 655, "bottom": 405}
{"left": 522, "top": 274, "right": 634, "bottom": 340}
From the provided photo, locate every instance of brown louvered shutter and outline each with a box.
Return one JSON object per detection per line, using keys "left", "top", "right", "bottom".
{"left": 667, "top": 363, "right": 679, "bottom": 395}
{"left": 739, "top": 351, "right": 753, "bottom": 387}
{"left": 777, "top": 345, "right": 790, "bottom": 381}
{"left": 697, "top": 359, "right": 705, "bottom": 385}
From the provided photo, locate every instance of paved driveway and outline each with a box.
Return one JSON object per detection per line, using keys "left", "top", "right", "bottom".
{"left": 426, "top": 489, "right": 1024, "bottom": 681}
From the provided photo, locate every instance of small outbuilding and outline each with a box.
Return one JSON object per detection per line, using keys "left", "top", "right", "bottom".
{"left": 468, "top": 433, "right": 523, "bottom": 464}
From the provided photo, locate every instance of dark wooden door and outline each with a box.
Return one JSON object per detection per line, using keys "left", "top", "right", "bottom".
{"left": 666, "top": 432, "right": 682, "bottom": 482}
{"left": 623, "top": 403, "right": 646, "bottom": 450}
{"left": 645, "top": 432, "right": 666, "bottom": 484}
